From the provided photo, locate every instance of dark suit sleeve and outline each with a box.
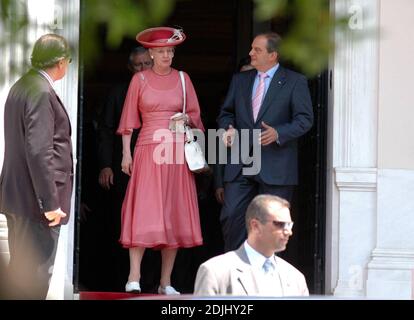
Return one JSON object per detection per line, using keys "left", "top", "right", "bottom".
{"left": 97, "top": 89, "right": 117, "bottom": 170}
{"left": 213, "top": 163, "right": 224, "bottom": 189}
{"left": 24, "top": 91, "right": 59, "bottom": 212}
{"left": 276, "top": 75, "right": 314, "bottom": 146}
{"left": 217, "top": 74, "right": 237, "bottom": 130}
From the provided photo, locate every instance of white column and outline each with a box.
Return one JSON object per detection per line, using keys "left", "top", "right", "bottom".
{"left": 0, "top": 0, "right": 30, "bottom": 269}
{"left": 327, "top": 0, "right": 379, "bottom": 297}
{"left": 332, "top": 168, "right": 377, "bottom": 297}
{"left": 45, "top": 0, "right": 80, "bottom": 300}
{"left": 0, "top": 217, "right": 8, "bottom": 264}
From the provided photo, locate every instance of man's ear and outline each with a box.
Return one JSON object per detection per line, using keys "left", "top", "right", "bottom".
{"left": 58, "top": 59, "right": 65, "bottom": 69}
{"left": 250, "top": 218, "right": 260, "bottom": 233}
{"left": 272, "top": 51, "right": 278, "bottom": 63}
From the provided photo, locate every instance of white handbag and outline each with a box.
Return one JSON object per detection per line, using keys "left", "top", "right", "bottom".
{"left": 179, "top": 71, "right": 209, "bottom": 173}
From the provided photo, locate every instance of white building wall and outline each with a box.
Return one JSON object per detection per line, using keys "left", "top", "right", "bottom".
{"left": 329, "top": 0, "right": 414, "bottom": 299}
{"left": 366, "top": 0, "right": 414, "bottom": 299}
{"left": 377, "top": 0, "right": 414, "bottom": 170}
{"left": 0, "top": 0, "right": 29, "bottom": 267}
{"left": 327, "top": 0, "right": 379, "bottom": 297}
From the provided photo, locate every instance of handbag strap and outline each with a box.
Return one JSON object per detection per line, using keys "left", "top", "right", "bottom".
{"left": 179, "top": 71, "right": 186, "bottom": 114}
{"left": 179, "top": 71, "right": 194, "bottom": 142}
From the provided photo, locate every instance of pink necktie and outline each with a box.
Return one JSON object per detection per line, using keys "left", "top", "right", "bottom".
{"left": 252, "top": 72, "right": 268, "bottom": 122}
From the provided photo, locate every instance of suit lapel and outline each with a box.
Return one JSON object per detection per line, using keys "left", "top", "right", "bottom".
{"left": 53, "top": 91, "right": 69, "bottom": 117}
{"left": 242, "top": 71, "right": 257, "bottom": 125}
{"left": 234, "top": 246, "right": 259, "bottom": 295}
{"left": 275, "top": 256, "right": 292, "bottom": 295}
{"left": 52, "top": 89, "right": 72, "bottom": 135}
{"left": 255, "top": 66, "right": 286, "bottom": 124}
{"left": 36, "top": 71, "right": 72, "bottom": 136}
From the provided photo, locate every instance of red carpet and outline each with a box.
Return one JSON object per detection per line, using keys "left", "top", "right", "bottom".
{"left": 79, "top": 291, "right": 159, "bottom": 300}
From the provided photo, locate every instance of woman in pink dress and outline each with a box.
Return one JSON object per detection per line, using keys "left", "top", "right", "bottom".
{"left": 116, "top": 27, "right": 204, "bottom": 295}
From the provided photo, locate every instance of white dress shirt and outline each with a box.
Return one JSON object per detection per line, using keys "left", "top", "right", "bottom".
{"left": 244, "top": 240, "right": 283, "bottom": 296}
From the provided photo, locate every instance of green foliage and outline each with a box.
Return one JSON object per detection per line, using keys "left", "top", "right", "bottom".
{"left": 0, "top": 0, "right": 8, "bottom": 20}
{"left": 0, "top": 0, "right": 29, "bottom": 44}
{"left": 0, "top": 0, "right": 361, "bottom": 80}
{"left": 254, "top": 0, "right": 349, "bottom": 76}
{"left": 0, "top": 0, "right": 174, "bottom": 76}
{"left": 255, "top": 0, "right": 288, "bottom": 20}
{"left": 81, "top": 0, "right": 174, "bottom": 67}
{"left": 83, "top": 0, "right": 173, "bottom": 47}
{"left": 0, "top": 0, "right": 30, "bottom": 82}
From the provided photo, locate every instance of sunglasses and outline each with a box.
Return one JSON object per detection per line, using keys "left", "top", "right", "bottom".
{"left": 267, "top": 220, "right": 294, "bottom": 231}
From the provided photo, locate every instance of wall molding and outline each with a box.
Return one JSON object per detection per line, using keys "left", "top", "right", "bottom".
{"left": 335, "top": 167, "right": 377, "bottom": 192}
{"left": 368, "top": 248, "right": 414, "bottom": 270}
{"left": 0, "top": 214, "right": 7, "bottom": 241}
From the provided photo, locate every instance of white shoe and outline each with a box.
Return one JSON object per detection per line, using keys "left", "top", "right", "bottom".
{"left": 125, "top": 281, "right": 141, "bottom": 293}
{"left": 158, "top": 285, "right": 180, "bottom": 295}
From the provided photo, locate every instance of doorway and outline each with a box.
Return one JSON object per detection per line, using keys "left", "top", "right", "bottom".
{"left": 74, "top": 0, "right": 327, "bottom": 294}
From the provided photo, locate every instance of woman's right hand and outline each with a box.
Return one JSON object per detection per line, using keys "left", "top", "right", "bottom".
{"left": 121, "top": 153, "right": 133, "bottom": 176}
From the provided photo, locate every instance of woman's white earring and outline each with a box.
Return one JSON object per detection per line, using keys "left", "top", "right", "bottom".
{"left": 151, "top": 56, "right": 154, "bottom": 59}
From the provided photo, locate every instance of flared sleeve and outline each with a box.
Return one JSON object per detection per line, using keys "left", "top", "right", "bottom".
{"left": 116, "top": 73, "right": 142, "bottom": 135}
{"left": 184, "top": 72, "right": 205, "bottom": 132}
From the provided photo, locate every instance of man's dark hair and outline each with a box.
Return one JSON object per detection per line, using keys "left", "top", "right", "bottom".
{"left": 31, "top": 34, "right": 71, "bottom": 69}
{"left": 245, "top": 194, "right": 290, "bottom": 232}
{"left": 258, "top": 32, "right": 282, "bottom": 54}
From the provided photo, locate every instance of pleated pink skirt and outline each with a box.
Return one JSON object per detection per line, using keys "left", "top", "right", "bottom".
{"left": 119, "top": 142, "right": 203, "bottom": 249}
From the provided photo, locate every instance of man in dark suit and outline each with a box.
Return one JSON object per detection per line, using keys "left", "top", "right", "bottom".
{"left": 217, "top": 32, "right": 313, "bottom": 252}
{"left": 0, "top": 34, "right": 73, "bottom": 299}
{"left": 98, "top": 47, "right": 152, "bottom": 193}
{"left": 96, "top": 47, "right": 153, "bottom": 291}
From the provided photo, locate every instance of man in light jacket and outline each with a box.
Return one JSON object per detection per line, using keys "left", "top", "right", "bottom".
{"left": 194, "top": 194, "right": 308, "bottom": 297}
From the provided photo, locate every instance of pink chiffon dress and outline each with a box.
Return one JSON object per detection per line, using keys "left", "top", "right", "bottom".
{"left": 116, "top": 68, "right": 204, "bottom": 249}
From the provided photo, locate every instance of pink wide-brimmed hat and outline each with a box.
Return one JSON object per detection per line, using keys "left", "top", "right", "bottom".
{"left": 136, "top": 27, "right": 186, "bottom": 48}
